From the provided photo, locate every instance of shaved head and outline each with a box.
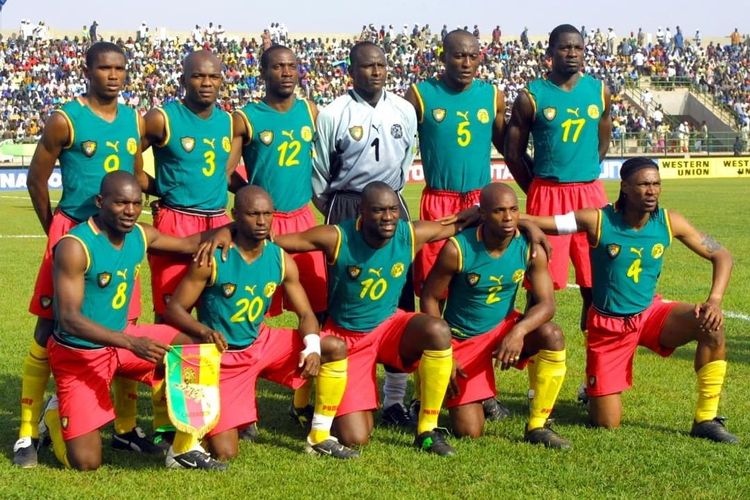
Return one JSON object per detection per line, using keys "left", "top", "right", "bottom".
{"left": 443, "top": 29, "right": 478, "bottom": 52}
{"left": 183, "top": 50, "right": 222, "bottom": 75}
{"left": 361, "top": 181, "right": 397, "bottom": 206}
{"left": 100, "top": 170, "right": 141, "bottom": 198}
{"left": 235, "top": 185, "right": 273, "bottom": 211}
{"left": 479, "top": 183, "right": 517, "bottom": 209}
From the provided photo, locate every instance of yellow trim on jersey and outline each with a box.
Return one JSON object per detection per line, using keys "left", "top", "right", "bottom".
{"left": 592, "top": 209, "right": 603, "bottom": 248}
{"left": 302, "top": 98, "right": 316, "bottom": 131}
{"left": 135, "top": 223, "right": 148, "bottom": 257}
{"left": 664, "top": 209, "right": 673, "bottom": 244}
{"left": 279, "top": 246, "right": 287, "bottom": 281}
{"left": 408, "top": 222, "right": 416, "bottom": 261}
{"left": 226, "top": 110, "right": 234, "bottom": 141}
{"left": 235, "top": 109, "right": 253, "bottom": 146}
{"left": 134, "top": 108, "right": 141, "bottom": 139}
{"left": 60, "top": 234, "right": 91, "bottom": 273}
{"left": 600, "top": 80, "right": 606, "bottom": 111}
{"left": 54, "top": 109, "right": 75, "bottom": 149}
{"left": 411, "top": 84, "right": 425, "bottom": 124}
{"left": 448, "top": 236, "right": 463, "bottom": 273}
{"left": 475, "top": 225, "right": 483, "bottom": 242}
{"left": 523, "top": 89, "right": 537, "bottom": 119}
{"left": 87, "top": 217, "right": 100, "bottom": 235}
{"left": 155, "top": 107, "right": 170, "bottom": 147}
{"left": 330, "top": 225, "right": 343, "bottom": 265}
{"left": 492, "top": 86, "right": 499, "bottom": 120}
{"left": 208, "top": 255, "right": 218, "bottom": 286}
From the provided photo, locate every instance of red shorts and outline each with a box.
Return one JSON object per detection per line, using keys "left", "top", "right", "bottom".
{"left": 415, "top": 188, "right": 481, "bottom": 296}
{"left": 527, "top": 178, "right": 608, "bottom": 289}
{"left": 149, "top": 206, "right": 231, "bottom": 314}
{"left": 446, "top": 311, "right": 528, "bottom": 408}
{"left": 586, "top": 296, "right": 677, "bottom": 397}
{"left": 29, "top": 211, "right": 141, "bottom": 321}
{"left": 320, "top": 310, "right": 419, "bottom": 416}
{"left": 268, "top": 205, "right": 327, "bottom": 316}
{"left": 207, "top": 324, "right": 306, "bottom": 436}
{"left": 47, "top": 324, "right": 179, "bottom": 440}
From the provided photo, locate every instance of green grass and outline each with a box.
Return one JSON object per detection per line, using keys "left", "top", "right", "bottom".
{"left": 0, "top": 180, "right": 749, "bottom": 498}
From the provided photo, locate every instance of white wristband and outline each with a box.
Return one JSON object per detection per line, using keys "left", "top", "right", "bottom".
{"left": 301, "top": 334, "right": 321, "bottom": 357}
{"left": 554, "top": 212, "right": 578, "bottom": 234}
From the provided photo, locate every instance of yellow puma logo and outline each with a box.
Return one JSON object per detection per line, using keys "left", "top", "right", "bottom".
{"left": 368, "top": 268, "right": 383, "bottom": 278}
{"left": 566, "top": 108, "right": 580, "bottom": 117}
{"left": 456, "top": 111, "right": 469, "bottom": 121}
{"left": 245, "top": 285, "right": 257, "bottom": 295}
{"left": 489, "top": 275, "right": 503, "bottom": 285}
{"left": 116, "top": 269, "right": 128, "bottom": 280}
{"left": 629, "top": 247, "right": 644, "bottom": 258}
{"left": 281, "top": 130, "right": 295, "bottom": 140}
{"left": 106, "top": 140, "right": 120, "bottom": 152}
{"left": 202, "top": 138, "right": 216, "bottom": 149}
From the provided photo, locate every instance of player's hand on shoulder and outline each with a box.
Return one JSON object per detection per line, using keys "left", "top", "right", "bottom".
{"left": 194, "top": 225, "right": 234, "bottom": 266}
{"left": 518, "top": 220, "right": 552, "bottom": 261}
{"left": 439, "top": 205, "right": 480, "bottom": 228}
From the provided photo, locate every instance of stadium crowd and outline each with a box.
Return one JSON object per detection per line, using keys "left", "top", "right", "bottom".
{"left": 0, "top": 21, "right": 748, "bottom": 143}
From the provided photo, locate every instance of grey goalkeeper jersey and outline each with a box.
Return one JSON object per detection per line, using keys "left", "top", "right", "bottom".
{"left": 312, "top": 89, "right": 417, "bottom": 211}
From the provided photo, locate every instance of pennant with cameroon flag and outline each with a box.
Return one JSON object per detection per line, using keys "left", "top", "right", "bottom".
{"left": 165, "top": 344, "right": 222, "bottom": 438}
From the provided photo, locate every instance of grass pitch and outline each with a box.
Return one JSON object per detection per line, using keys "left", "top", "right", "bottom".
{"left": 0, "top": 179, "right": 748, "bottom": 498}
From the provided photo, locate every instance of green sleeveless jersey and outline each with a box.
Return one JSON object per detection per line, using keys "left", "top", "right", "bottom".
{"left": 153, "top": 101, "right": 232, "bottom": 211}
{"left": 443, "top": 227, "right": 530, "bottom": 338}
{"left": 591, "top": 204, "right": 672, "bottom": 315}
{"left": 328, "top": 218, "right": 415, "bottom": 332}
{"left": 56, "top": 99, "right": 140, "bottom": 222}
{"left": 527, "top": 74, "right": 605, "bottom": 182}
{"left": 54, "top": 219, "right": 146, "bottom": 349}
{"left": 197, "top": 242, "right": 285, "bottom": 349}
{"left": 237, "top": 98, "right": 316, "bottom": 212}
{"left": 412, "top": 78, "right": 496, "bottom": 192}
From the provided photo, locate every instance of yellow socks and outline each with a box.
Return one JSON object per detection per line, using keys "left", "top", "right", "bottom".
{"left": 19, "top": 340, "right": 50, "bottom": 439}
{"left": 528, "top": 349, "right": 567, "bottom": 431}
{"left": 151, "top": 379, "right": 172, "bottom": 432}
{"left": 695, "top": 360, "right": 727, "bottom": 422}
{"left": 417, "top": 348, "right": 452, "bottom": 435}
{"left": 112, "top": 378, "right": 138, "bottom": 435}
{"left": 172, "top": 430, "right": 199, "bottom": 454}
{"left": 308, "top": 359, "right": 347, "bottom": 445}
{"left": 293, "top": 380, "right": 313, "bottom": 410}
{"left": 43, "top": 399, "right": 70, "bottom": 468}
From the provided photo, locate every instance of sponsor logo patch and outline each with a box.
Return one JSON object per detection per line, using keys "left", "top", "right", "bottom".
{"left": 180, "top": 136, "right": 195, "bottom": 153}
{"left": 222, "top": 283, "right": 237, "bottom": 298}
{"left": 126, "top": 137, "right": 138, "bottom": 155}
{"left": 477, "top": 108, "right": 490, "bottom": 124}
{"left": 512, "top": 269, "right": 525, "bottom": 283}
{"left": 391, "top": 262, "right": 405, "bottom": 278}
{"left": 651, "top": 243, "right": 665, "bottom": 259}
{"left": 301, "top": 126, "right": 313, "bottom": 142}
{"left": 263, "top": 282, "right": 277, "bottom": 298}
{"left": 588, "top": 104, "right": 600, "bottom": 119}
{"left": 222, "top": 136, "right": 231, "bottom": 152}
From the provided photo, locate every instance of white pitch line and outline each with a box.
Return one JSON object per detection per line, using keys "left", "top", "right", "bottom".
{"left": 0, "top": 234, "right": 45, "bottom": 239}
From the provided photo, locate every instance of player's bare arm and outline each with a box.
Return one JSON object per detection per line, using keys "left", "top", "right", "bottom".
{"left": 27, "top": 112, "right": 70, "bottom": 234}
{"left": 53, "top": 238, "right": 168, "bottom": 362}
{"left": 403, "top": 84, "right": 423, "bottom": 123}
{"left": 227, "top": 111, "right": 250, "bottom": 192}
{"left": 494, "top": 247, "right": 555, "bottom": 370}
{"left": 141, "top": 107, "right": 167, "bottom": 151}
{"left": 281, "top": 252, "right": 321, "bottom": 378}
{"left": 491, "top": 88, "right": 507, "bottom": 155}
{"left": 521, "top": 208, "right": 600, "bottom": 243}
{"left": 140, "top": 222, "right": 232, "bottom": 264}
{"left": 598, "top": 85, "right": 613, "bottom": 162}
{"left": 133, "top": 113, "right": 155, "bottom": 195}
{"left": 669, "top": 210, "right": 733, "bottom": 331}
{"left": 273, "top": 224, "right": 340, "bottom": 260}
{"left": 504, "top": 90, "right": 535, "bottom": 193}
{"left": 162, "top": 260, "right": 228, "bottom": 350}
{"left": 420, "top": 239, "right": 460, "bottom": 318}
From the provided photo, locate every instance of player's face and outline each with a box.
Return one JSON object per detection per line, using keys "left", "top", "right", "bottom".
{"left": 361, "top": 191, "right": 400, "bottom": 240}
{"left": 85, "top": 51, "right": 127, "bottom": 100}
{"left": 481, "top": 191, "right": 519, "bottom": 238}
{"left": 96, "top": 184, "right": 143, "bottom": 234}
{"left": 350, "top": 46, "right": 387, "bottom": 97}
{"left": 442, "top": 36, "right": 480, "bottom": 88}
{"left": 263, "top": 49, "right": 299, "bottom": 98}
{"left": 550, "top": 32, "right": 584, "bottom": 76}
{"left": 623, "top": 168, "right": 661, "bottom": 213}
{"left": 183, "top": 57, "right": 222, "bottom": 106}
{"left": 233, "top": 196, "right": 274, "bottom": 241}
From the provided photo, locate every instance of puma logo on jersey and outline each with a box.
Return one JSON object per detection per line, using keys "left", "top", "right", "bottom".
{"left": 245, "top": 285, "right": 257, "bottom": 295}
{"left": 489, "top": 275, "right": 503, "bottom": 285}
{"left": 566, "top": 108, "right": 580, "bottom": 117}
{"left": 629, "top": 247, "right": 644, "bottom": 258}
{"left": 202, "top": 138, "right": 216, "bottom": 149}
{"left": 116, "top": 269, "right": 128, "bottom": 280}
{"left": 368, "top": 268, "right": 383, "bottom": 278}
{"left": 106, "top": 140, "right": 120, "bottom": 152}
{"left": 281, "top": 130, "right": 295, "bottom": 141}
{"left": 456, "top": 111, "right": 470, "bottom": 121}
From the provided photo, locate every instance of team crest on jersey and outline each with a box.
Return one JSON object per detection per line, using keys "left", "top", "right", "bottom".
{"left": 97, "top": 272, "right": 112, "bottom": 288}
{"left": 432, "top": 108, "right": 446, "bottom": 123}
{"left": 348, "top": 126, "right": 363, "bottom": 141}
{"left": 40, "top": 296, "right": 52, "bottom": 309}
{"left": 477, "top": 108, "right": 490, "bottom": 124}
{"left": 466, "top": 273, "right": 481, "bottom": 287}
{"left": 588, "top": 104, "right": 600, "bottom": 119}
{"left": 126, "top": 137, "right": 138, "bottom": 155}
{"left": 181, "top": 137, "right": 195, "bottom": 153}
{"left": 222, "top": 136, "right": 231, "bottom": 152}
{"left": 391, "top": 262, "right": 405, "bottom": 278}
{"left": 61, "top": 416, "right": 69, "bottom": 430}
{"left": 221, "top": 283, "right": 237, "bottom": 298}
{"left": 543, "top": 107, "right": 557, "bottom": 121}
{"left": 347, "top": 265, "right": 362, "bottom": 280}
{"left": 390, "top": 124, "right": 403, "bottom": 139}
{"left": 263, "top": 282, "right": 277, "bottom": 298}
{"left": 81, "top": 140, "right": 97, "bottom": 157}
{"left": 301, "top": 126, "right": 313, "bottom": 142}
{"left": 512, "top": 269, "right": 525, "bottom": 283}
{"left": 606, "top": 244, "right": 621, "bottom": 259}
{"left": 259, "top": 131, "right": 274, "bottom": 145}
{"left": 651, "top": 243, "right": 665, "bottom": 259}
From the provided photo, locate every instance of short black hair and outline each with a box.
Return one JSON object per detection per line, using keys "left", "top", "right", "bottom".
{"left": 260, "top": 44, "right": 292, "bottom": 70}
{"left": 547, "top": 24, "right": 582, "bottom": 53}
{"left": 85, "top": 42, "right": 125, "bottom": 68}
{"left": 615, "top": 157, "right": 659, "bottom": 211}
{"left": 349, "top": 41, "right": 383, "bottom": 66}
